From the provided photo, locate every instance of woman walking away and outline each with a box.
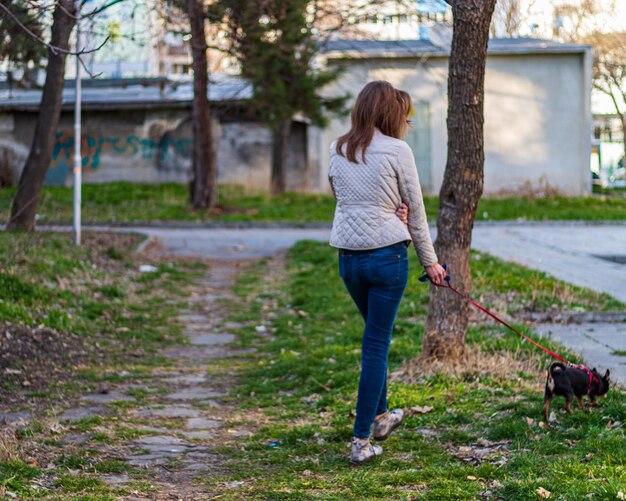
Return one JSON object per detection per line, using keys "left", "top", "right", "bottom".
{"left": 328, "top": 81, "right": 447, "bottom": 465}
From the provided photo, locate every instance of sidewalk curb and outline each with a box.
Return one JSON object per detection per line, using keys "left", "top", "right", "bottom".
{"left": 134, "top": 234, "right": 158, "bottom": 254}
{"left": 28, "top": 219, "right": 626, "bottom": 230}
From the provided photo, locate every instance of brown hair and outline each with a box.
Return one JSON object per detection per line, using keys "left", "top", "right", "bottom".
{"left": 396, "top": 89, "right": 412, "bottom": 118}
{"left": 336, "top": 81, "right": 410, "bottom": 163}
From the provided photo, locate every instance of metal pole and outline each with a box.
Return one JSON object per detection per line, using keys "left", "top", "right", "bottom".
{"left": 72, "top": 1, "right": 82, "bottom": 245}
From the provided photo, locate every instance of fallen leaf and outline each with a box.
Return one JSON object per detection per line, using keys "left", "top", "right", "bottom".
{"left": 538, "top": 421, "right": 548, "bottom": 429}
{"left": 300, "top": 393, "right": 321, "bottom": 405}
{"left": 48, "top": 422, "right": 66, "bottom": 434}
{"left": 4, "top": 368, "right": 21, "bottom": 375}
{"left": 536, "top": 487, "right": 551, "bottom": 498}
{"left": 548, "top": 411, "right": 557, "bottom": 423}
{"left": 467, "top": 475, "right": 478, "bottom": 481}
{"left": 525, "top": 416, "right": 536, "bottom": 427}
{"left": 408, "top": 406, "right": 434, "bottom": 415}
{"left": 616, "top": 491, "right": 624, "bottom": 500}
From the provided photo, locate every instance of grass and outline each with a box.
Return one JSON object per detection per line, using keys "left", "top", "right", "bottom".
{"left": 214, "top": 241, "right": 626, "bottom": 499}
{"left": 1, "top": 182, "right": 626, "bottom": 223}
{"left": 0, "top": 231, "right": 199, "bottom": 341}
{"left": 0, "top": 230, "right": 205, "bottom": 499}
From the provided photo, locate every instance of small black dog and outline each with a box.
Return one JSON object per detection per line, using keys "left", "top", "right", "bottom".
{"left": 543, "top": 362, "right": 610, "bottom": 422}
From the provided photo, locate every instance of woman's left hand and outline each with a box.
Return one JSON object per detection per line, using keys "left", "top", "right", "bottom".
{"left": 396, "top": 203, "right": 409, "bottom": 224}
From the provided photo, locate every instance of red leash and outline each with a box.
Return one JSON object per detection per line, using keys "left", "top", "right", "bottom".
{"left": 421, "top": 268, "right": 571, "bottom": 365}
{"left": 425, "top": 272, "right": 604, "bottom": 389}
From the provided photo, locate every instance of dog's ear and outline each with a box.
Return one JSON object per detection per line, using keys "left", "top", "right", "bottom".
{"left": 604, "top": 369, "right": 610, "bottom": 380}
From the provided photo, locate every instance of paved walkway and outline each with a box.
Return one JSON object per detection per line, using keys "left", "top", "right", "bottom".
{"left": 114, "top": 222, "right": 626, "bottom": 302}
{"left": 470, "top": 223, "right": 626, "bottom": 303}
{"left": 76, "top": 223, "right": 626, "bottom": 383}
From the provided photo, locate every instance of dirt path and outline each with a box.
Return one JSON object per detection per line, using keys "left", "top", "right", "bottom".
{"left": 101, "top": 259, "right": 254, "bottom": 499}
{"left": 2, "top": 256, "right": 261, "bottom": 500}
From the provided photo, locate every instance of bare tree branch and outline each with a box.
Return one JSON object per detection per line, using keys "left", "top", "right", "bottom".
{"left": 0, "top": 1, "right": 110, "bottom": 55}
{"left": 82, "top": 0, "right": 128, "bottom": 18}
{"left": 77, "top": 54, "right": 103, "bottom": 78}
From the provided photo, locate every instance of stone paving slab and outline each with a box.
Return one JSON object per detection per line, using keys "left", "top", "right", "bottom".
{"left": 189, "top": 333, "right": 236, "bottom": 345}
{"left": 57, "top": 406, "right": 107, "bottom": 422}
{"left": 81, "top": 390, "right": 136, "bottom": 403}
{"left": 134, "top": 406, "right": 203, "bottom": 418}
{"left": 166, "top": 386, "right": 225, "bottom": 401}
{"left": 186, "top": 417, "right": 220, "bottom": 429}
{"left": 0, "top": 411, "right": 32, "bottom": 426}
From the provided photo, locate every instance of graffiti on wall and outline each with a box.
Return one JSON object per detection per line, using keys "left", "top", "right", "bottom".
{"left": 45, "top": 131, "right": 192, "bottom": 185}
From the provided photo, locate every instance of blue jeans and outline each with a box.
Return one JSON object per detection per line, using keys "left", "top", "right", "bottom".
{"left": 338, "top": 242, "right": 409, "bottom": 439}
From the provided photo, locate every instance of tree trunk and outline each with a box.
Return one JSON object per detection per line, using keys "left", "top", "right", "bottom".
{"left": 7, "top": 0, "right": 75, "bottom": 230}
{"left": 271, "top": 119, "right": 291, "bottom": 194}
{"left": 421, "top": 0, "right": 497, "bottom": 362}
{"left": 188, "top": 0, "right": 217, "bottom": 209}
{"left": 621, "top": 114, "right": 626, "bottom": 181}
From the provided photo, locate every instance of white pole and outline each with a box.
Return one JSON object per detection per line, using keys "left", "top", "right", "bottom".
{"left": 73, "top": 1, "right": 82, "bottom": 246}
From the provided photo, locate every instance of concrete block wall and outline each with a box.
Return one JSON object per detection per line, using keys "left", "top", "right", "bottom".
{"left": 0, "top": 108, "right": 314, "bottom": 192}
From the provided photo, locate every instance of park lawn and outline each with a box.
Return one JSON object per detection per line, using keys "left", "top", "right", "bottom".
{"left": 212, "top": 241, "right": 626, "bottom": 499}
{"left": 0, "top": 231, "right": 206, "bottom": 499}
{"left": 1, "top": 182, "right": 626, "bottom": 223}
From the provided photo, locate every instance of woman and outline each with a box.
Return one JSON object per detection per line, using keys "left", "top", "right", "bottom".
{"left": 328, "top": 81, "right": 447, "bottom": 464}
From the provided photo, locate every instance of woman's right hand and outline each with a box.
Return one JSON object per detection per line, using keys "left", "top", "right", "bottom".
{"left": 425, "top": 262, "right": 447, "bottom": 285}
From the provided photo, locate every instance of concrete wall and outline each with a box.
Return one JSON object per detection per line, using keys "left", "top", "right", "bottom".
{"left": 320, "top": 51, "right": 591, "bottom": 196}
{"left": 0, "top": 108, "right": 313, "bottom": 192}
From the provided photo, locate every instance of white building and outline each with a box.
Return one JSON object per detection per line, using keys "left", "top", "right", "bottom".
{"left": 312, "top": 37, "right": 593, "bottom": 196}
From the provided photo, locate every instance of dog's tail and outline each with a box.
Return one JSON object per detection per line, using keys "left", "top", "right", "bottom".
{"left": 548, "top": 362, "right": 567, "bottom": 376}
{"left": 545, "top": 362, "right": 566, "bottom": 394}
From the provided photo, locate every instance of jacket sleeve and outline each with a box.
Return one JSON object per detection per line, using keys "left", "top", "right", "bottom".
{"left": 328, "top": 142, "right": 338, "bottom": 200}
{"left": 395, "top": 141, "right": 438, "bottom": 267}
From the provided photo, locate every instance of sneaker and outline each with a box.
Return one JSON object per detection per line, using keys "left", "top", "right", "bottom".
{"left": 373, "top": 409, "right": 404, "bottom": 441}
{"left": 349, "top": 437, "right": 383, "bottom": 464}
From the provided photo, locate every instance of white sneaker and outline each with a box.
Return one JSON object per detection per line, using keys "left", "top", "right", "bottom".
{"left": 373, "top": 409, "right": 404, "bottom": 441}
{"left": 349, "top": 437, "right": 383, "bottom": 464}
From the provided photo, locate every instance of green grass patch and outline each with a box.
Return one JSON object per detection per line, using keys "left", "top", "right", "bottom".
{"left": 0, "top": 230, "right": 206, "bottom": 499}
{"left": 1, "top": 182, "right": 626, "bottom": 223}
{"left": 215, "top": 241, "right": 625, "bottom": 499}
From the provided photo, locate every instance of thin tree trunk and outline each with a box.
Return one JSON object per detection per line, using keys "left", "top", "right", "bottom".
{"left": 621, "top": 114, "right": 626, "bottom": 181}
{"left": 271, "top": 119, "right": 291, "bottom": 194}
{"left": 188, "top": 0, "right": 217, "bottom": 209}
{"left": 421, "top": 0, "right": 497, "bottom": 362}
{"left": 7, "top": 0, "right": 76, "bottom": 230}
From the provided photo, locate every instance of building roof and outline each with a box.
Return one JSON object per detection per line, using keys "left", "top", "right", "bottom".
{"left": 321, "top": 37, "right": 592, "bottom": 59}
{"left": 0, "top": 76, "right": 252, "bottom": 112}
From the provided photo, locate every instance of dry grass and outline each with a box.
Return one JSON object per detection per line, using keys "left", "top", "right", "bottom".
{"left": 393, "top": 345, "right": 546, "bottom": 385}
{"left": 486, "top": 177, "right": 564, "bottom": 198}
{"left": 0, "top": 429, "right": 21, "bottom": 463}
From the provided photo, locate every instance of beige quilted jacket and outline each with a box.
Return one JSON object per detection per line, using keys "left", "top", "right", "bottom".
{"left": 328, "top": 129, "right": 438, "bottom": 267}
